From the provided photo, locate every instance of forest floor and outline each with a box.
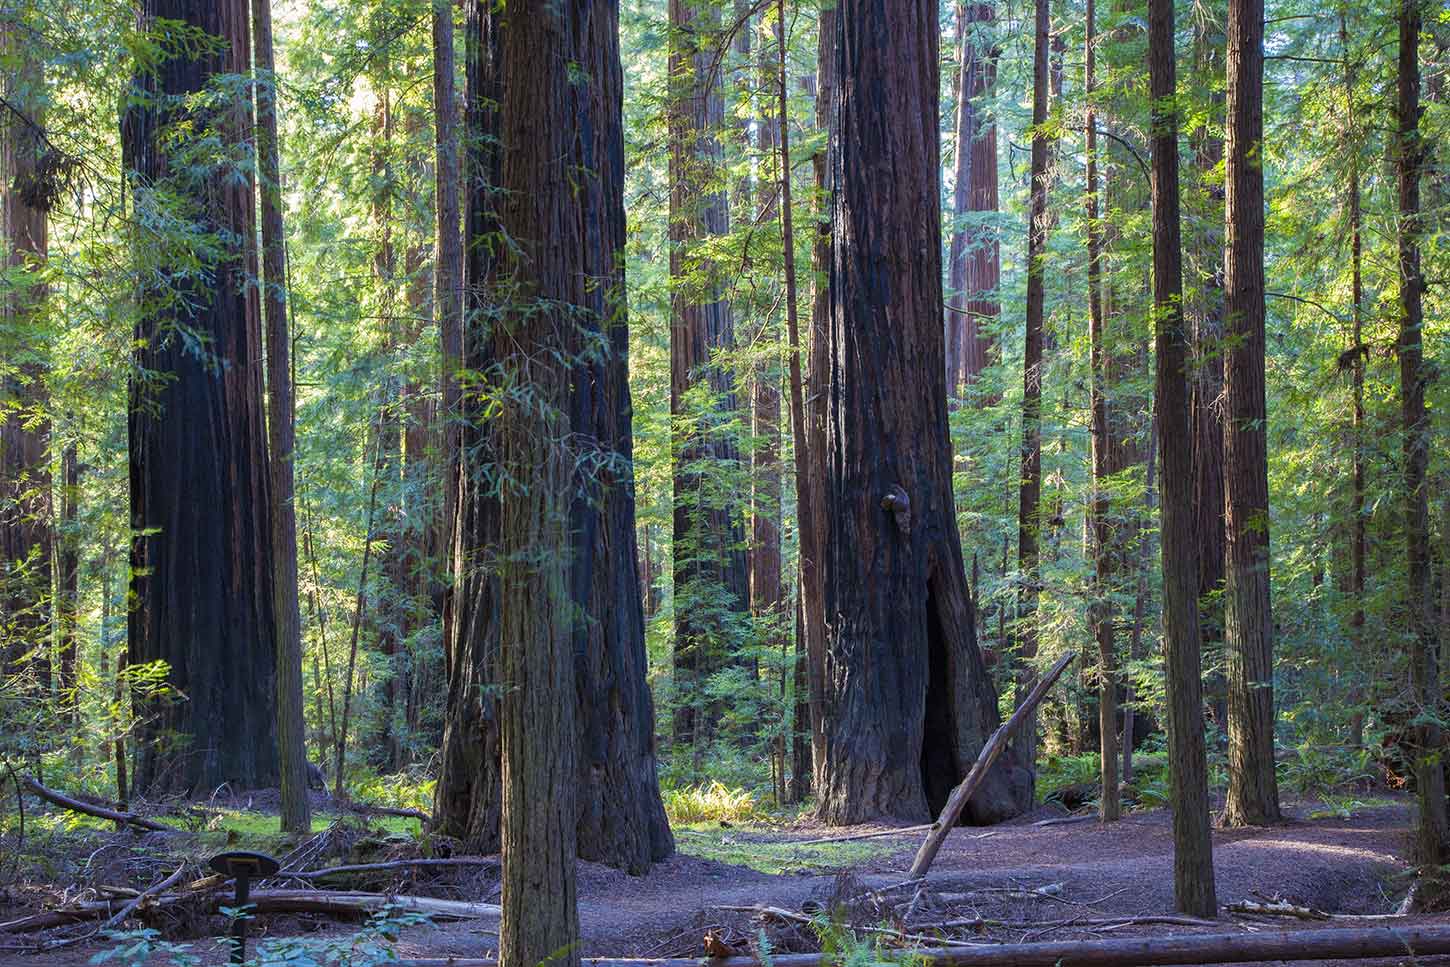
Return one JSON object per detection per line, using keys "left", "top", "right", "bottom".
{"left": 4, "top": 793, "right": 1448, "bottom": 966}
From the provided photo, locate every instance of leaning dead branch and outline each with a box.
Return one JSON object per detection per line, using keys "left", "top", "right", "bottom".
{"left": 20, "top": 776, "right": 169, "bottom": 833}
{"left": 286, "top": 857, "right": 498, "bottom": 880}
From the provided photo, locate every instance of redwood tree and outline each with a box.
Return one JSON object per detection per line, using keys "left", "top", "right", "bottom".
{"left": 944, "top": 1, "right": 998, "bottom": 397}
{"left": 1149, "top": 0, "right": 1217, "bottom": 917}
{"left": 124, "top": 0, "right": 279, "bottom": 794}
{"left": 1222, "top": 0, "right": 1281, "bottom": 827}
{"left": 434, "top": 0, "right": 671, "bottom": 874}
{"left": 1396, "top": 0, "right": 1447, "bottom": 873}
{"left": 816, "top": 0, "right": 1030, "bottom": 826}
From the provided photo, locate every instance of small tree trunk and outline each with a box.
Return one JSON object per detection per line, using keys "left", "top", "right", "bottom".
{"left": 1014, "top": 0, "right": 1051, "bottom": 789}
{"left": 253, "top": 0, "right": 311, "bottom": 836}
{"left": 1149, "top": 0, "right": 1218, "bottom": 917}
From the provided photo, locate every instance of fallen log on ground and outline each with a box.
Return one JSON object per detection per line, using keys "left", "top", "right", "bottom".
{"left": 348, "top": 802, "right": 430, "bottom": 822}
{"left": 909, "top": 652, "right": 1076, "bottom": 877}
{"left": 0, "top": 889, "right": 499, "bottom": 933}
{"left": 21, "top": 776, "right": 170, "bottom": 833}
{"left": 286, "top": 857, "right": 498, "bottom": 881}
{"left": 383, "top": 923, "right": 1450, "bottom": 967}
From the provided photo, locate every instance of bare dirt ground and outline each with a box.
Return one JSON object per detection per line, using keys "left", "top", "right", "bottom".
{"left": 6, "top": 795, "right": 1449, "bottom": 966}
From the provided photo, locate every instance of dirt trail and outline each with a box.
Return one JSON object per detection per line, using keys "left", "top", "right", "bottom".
{"left": 6, "top": 798, "right": 1445, "bottom": 966}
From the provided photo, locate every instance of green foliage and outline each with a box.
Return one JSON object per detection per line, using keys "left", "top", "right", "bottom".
{"left": 662, "top": 780, "right": 770, "bottom": 825}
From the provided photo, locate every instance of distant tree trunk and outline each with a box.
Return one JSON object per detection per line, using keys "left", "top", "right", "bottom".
{"left": 945, "top": 2, "right": 998, "bottom": 397}
{"left": 254, "top": 0, "right": 311, "bottom": 834}
{"left": 1340, "top": 11, "right": 1368, "bottom": 750}
{"left": 57, "top": 442, "right": 78, "bottom": 722}
{"left": 1222, "top": 0, "right": 1281, "bottom": 828}
{"left": 435, "top": 0, "right": 463, "bottom": 636}
{"left": 1189, "top": 10, "right": 1228, "bottom": 741}
{"left": 124, "top": 0, "right": 279, "bottom": 795}
{"left": 668, "top": 0, "right": 750, "bottom": 749}
{"left": 1149, "top": 0, "right": 1217, "bottom": 918}
{"left": 0, "top": 12, "right": 51, "bottom": 690}
{"left": 770, "top": 0, "right": 809, "bottom": 804}
{"left": 816, "top": 0, "right": 1030, "bottom": 827}
{"left": 434, "top": 0, "right": 671, "bottom": 873}
{"left": 801, "top": 0, "right": 837, "bottom": 796}
{"left": 1084, "top": 0, "right": 1118, "bottom": 823}
{"left": 1013, "top": 0, "right": 1051, "bottom": 788}
{"left": 1397, "top": 0, "right": 1447, "bottom": 874}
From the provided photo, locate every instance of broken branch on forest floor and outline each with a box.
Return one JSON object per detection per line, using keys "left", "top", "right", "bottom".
{"left": 717, "top": 905, "right": 988, "bottom": 949}
{"left": 20, "top": 776, "right": 170, "bottom": 833}
{"left": 0, "top": 889, "right": 500, "bottom": 934}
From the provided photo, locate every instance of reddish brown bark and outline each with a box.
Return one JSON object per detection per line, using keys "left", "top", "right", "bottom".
{"left": 1149, "top": 0, "right": 1217, "bottom": 916}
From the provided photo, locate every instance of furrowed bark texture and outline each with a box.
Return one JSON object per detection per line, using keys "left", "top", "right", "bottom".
{"left": 493, "top": 7, "right": 582, "bottom": 963}
{"left": 1222, "top": 0, "right": 1281, "bottom": 828}
{"left": 1149, "top": 0, "right": 1217, "bottom": 917}
{"left": 124, "top": 0, "right": 279, "bottom": 794}
{"left": 816, "top": 0, "right": 1030, "bottom": 827}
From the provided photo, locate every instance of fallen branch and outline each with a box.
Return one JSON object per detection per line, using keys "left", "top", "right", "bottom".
{"left": 718, "top": 906, "right": 987, "bottom": 950}
{"left": 913, "top": 914, "right": 1218, "bottom": 932}
{"left": 910, "top": 652, "right": 1077, "bottom": 877}
{"left": 1228, "top": 899, "right": 1328, "bottom": 921}
{"left": 785, "top": 825, "right": 933, "bottom": 847}
{"left": 97, "top": 864, "right": 190, "bottom": 934}
{"left": 348, "top": 802, "right": 430, "bottom": 822}
{"left": 21, "top": 776, "right": 169, "bottom": 833}
{"left": 0, "top": 889, "right": 499, "bottom": 934}
{"left": 385, "top": 924, "right": 1450, "bottom": 966}
{"left": 287, "top": 857, "right": 498, "bottom": 880}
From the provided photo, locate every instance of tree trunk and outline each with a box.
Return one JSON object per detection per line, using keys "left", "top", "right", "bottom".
{"left": 253, "top": 0, "right": 310, "bottom": 834}
{"left": 945, "top": 2, "right": 998, "bottom": 398}
{"left": 1149, "top": 0, "right": 1217, "bottom": 917}
{"left": 492, "top": 8, "right": 587, "bottom": 967}
{"left": 435, "top": 0, "right": 671, "bottom": 873}
{"left": 816, "top": 0, "right": 1030, "bottom": 827}
{"left": 668, "top": 0, "right": 750, "bottom": 749}
{"left": 0, "top": 11, "right": 51, "bottom": 692}
{"left": 1222, "top": 0, "right": 1281, "bottom": 828}
{"left": 57, "top": 441, "right": 78, "bottom": 724}
{"left": 124, "top": 0, "right": 279, "bottom": 795}
{"left": 1397, "top": 0, "right": 1447, "bottom": 873}
{"left": 1189, "top": 10, "right": 1228, "bottom": 742}
{"left": 1013, "top": 0, "right": 1051, "bottom": 790}
{"left": 801, "top": 0, "right": 837, "bottom": 797}
{"left": 1084, "top": 0, "right": 1118, "bottom": 823}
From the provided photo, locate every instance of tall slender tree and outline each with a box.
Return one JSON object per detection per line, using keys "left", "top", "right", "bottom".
{"left": 1084, "top": 0, "right": 1119, "bottom": 823}
{"left": 1222, "top": 0, "right": 1281, "bottom": 827}
{"left": 668, "top": 0, "right": 750, "bottom": 748}
{"left": 1149, "top": 0, "right": 1217, "bottom": 917}
{"left": 253, "top": 0, "right": 310, "bottom": 834}
{"left": 124, "top": 0, "right": 279, "bottom": 794}
{"left": 1014, "top": 0, "right": 1051, "bottom": 785}
{"left": 816, "top": 0, "right": 1030, "bottom": 826}
{"left": 1396, "top": 0, "right": 1447, "bottom": 875}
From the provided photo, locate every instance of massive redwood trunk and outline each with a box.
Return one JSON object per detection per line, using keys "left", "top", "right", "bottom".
{"left": 124, "top": 0, "right": 279, "bottom": 794}
{"left": 815, "top": 0, "right": 1030, "bottom": 827}
{"left": 0, "top": 13, "right": 51, "bottom": 690}
{"left": 1222, "top": 0, "right": 1281, "bottom": 827}
{"left": 668, "top": 0, "right": 750, "bottom": 748}
{"left": 434, "top": 0, "right": 671, "bottom": 873}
